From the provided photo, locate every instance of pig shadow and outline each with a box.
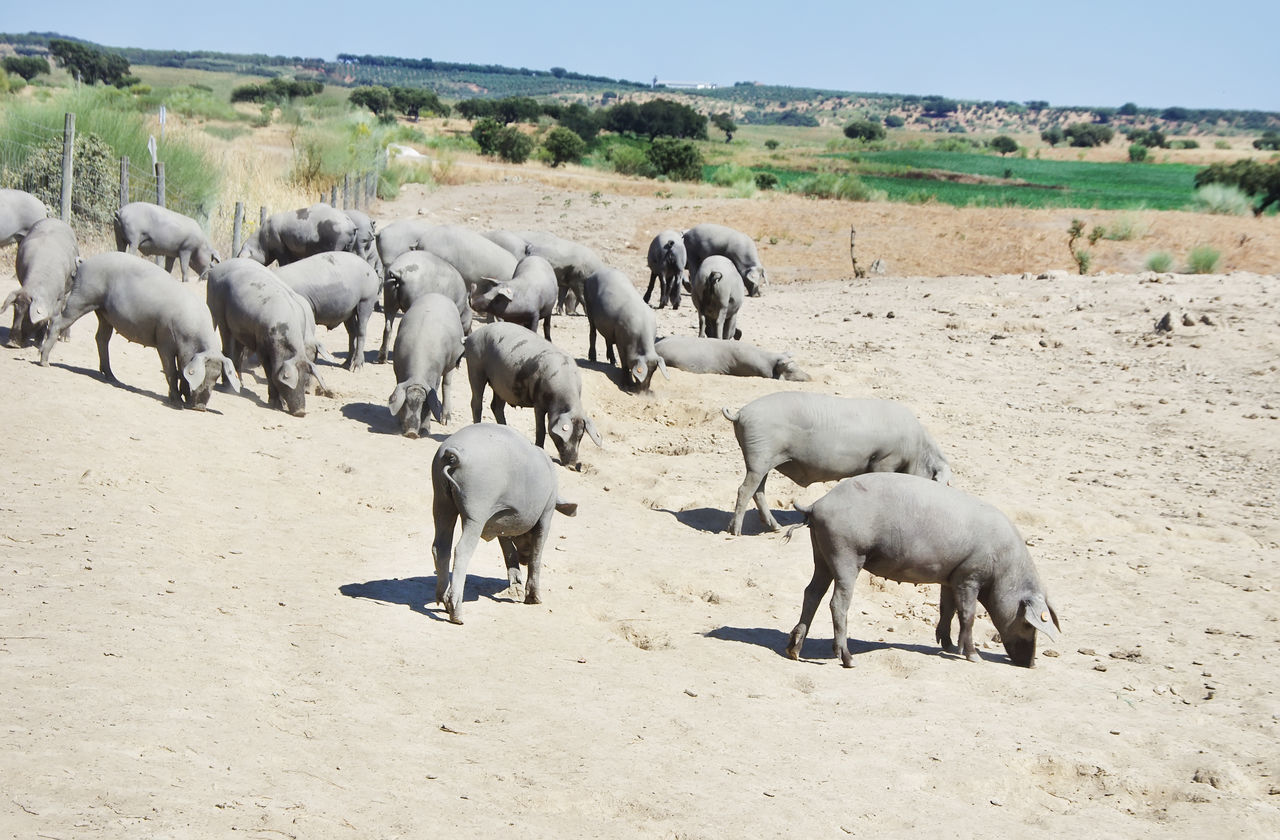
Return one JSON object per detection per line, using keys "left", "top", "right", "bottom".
{"left": 660, "top": 507, "right": 804, "bottom": 535}
{"left": 41, "top": 360, "right": 228, "bottom": 412}
{"left": 706, "top": 625, "right": 946, "bottom": 663}
{"left": 339, "top": 574, "right": 519, "bottom": 622}
{"left": 341, "top": 402, "right": 452, "bottom": 441}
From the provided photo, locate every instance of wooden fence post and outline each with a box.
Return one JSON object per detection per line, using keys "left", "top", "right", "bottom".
{"left": 260, "top": 206, "right": 267, "bottom": 228}
{"left": 342, "top": 174, "right": 350, "bottom": 210}
{"left": 155, "top": 161, "right": 166, "bottom": 208}
{"left": 329, "top": 185, "right": 337, "bottom": 207}
{"left": 119, "top": 156, "right": 129, "bottom": 209}
{"left": 232, "top": 201, "right": 244, "bottom": 257}
{"left": 59, "top": 112, "right": 75, "bottom": 223}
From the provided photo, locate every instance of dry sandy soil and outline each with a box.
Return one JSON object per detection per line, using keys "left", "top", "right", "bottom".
{"left": 2, "top": 180, "right": 1277, "bottom": 838}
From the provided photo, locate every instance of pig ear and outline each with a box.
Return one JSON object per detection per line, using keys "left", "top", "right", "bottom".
{"left": 630, "top": 360, "right": 647, "bottom": 383}
{"left": 554, "top": 498, "right": 578, "bottom": 517}
{"left": 307, "top": 360, "right": 329, "bottom": 395}
{"left": 315, "top": 342, "right": 337, "bottom": 364}
{"left": 656, "top": 356, "right": 670, "bottom": 380}
{"left": 182, "top": 355, "right": 205, "bottom": 394}
{"left": 583, "top": 417, "right": 602, "bottom": 447}
{"left": 494, "top": 285, "right": 514, "bottom": 303}
{"left": 277, "top": 362, "right": 298, "bottom": 390}
{"left": 427, "top": 389, "right": 444, "bottom": 423}
{"left": 1021, "top": 595, "right": 1060, "bottom": 641}
{"left": 1, "top": 290, "right": 17, "bottom": 313}
{"left": 220, "top": 355, "right": 241, "bottom": 392}
{"left": 388, "top": 384, "right": 406, "bottom": 415}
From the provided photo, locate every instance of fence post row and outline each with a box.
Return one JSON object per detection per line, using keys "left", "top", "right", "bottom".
{"left": 59, "top": 112, "right": 75, "bottom": 223}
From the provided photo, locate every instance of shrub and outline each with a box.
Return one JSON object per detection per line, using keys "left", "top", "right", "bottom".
{"left": 1065, "top": 123, "right": 1114, "bottom": 147}
{"left": 542, "top": 126, "right": 585, "bottom": 167}
{"left": 708, "top": 163, "right": 755, "bottom": 187}
{"left": 1144, "top": 251, "right": 1173, "bottom": 272}
{"left": 843, "top": 120, "right": 885, "bottom": 142}
{"left": 1040, "top": 126, "right": 1065, "bottom": 147}
{"left": 646, "top": 138, "right": 702, "bottom": 181}
{"left": 1194, "top": 159, "right": 1280, "bottom": 215}
{"left": 764, "top": 139, "right": 779, "bottom": 150}
{"left": 1253, "top": 131, "right": 1280, "bottom": 150}
{"left": 2, "top": 131, "right": 117, "bottom": 227}
{"left": 1127, "top": 128, "right": 1167, "bottom": 148}
{"left": 471, "top": 117, "right": 504, "bottom": 155}
{"left": 990, "top": 135, "right": 1018, "bottom": 156}
{"left": 1186, "top": 245, "right": 1220, "bottom": 274}
{"left": 606, "top": 144, "right": 655, "bottom": 177}
{"left": 754, "top": 172, "right": 779, "bottom": 190}
{"left": 1214, "top": 139, "right": 1231, "bottom": 150}
{"left": 1195, "top": 183, "right": 1252, "bottom": 215}
{"left": 1103, "top": 213, "right": 1147, "bottom": 241}
{"left": 495, "top": 127, "right": 533, "bottom": 164}
{"left": 3, "top": 55, "right": 50, "bottom": 81}
{"left": 1128, "top": 143, "right": 1148, "bottom": 162}
{"left": 788, "top": 173, "right": 882, "bottom": 202}
{"left": 378, "top": 160, "right": 435, "bottom": 200}
{"left": 884, "top": 114, "right": 905, "bottom": 128}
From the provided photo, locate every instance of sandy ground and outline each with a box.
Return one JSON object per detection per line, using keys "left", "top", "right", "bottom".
{"left": 1, "top": 181, "right": 1278, "bottom": 838}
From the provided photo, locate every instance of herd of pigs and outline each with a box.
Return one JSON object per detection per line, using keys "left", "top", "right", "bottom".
{"left": 0, "top": 186, "right": 1061, "bottom": 669}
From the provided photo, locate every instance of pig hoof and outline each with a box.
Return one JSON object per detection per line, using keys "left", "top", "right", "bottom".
{"left": 524, "top": 592, "right": 541, "bottom": 605}
{"left": 965, "top": 651, "right": 981, "bottom": 663}
{"left": 404, "top": 430, "right": 419, "bottom": 440}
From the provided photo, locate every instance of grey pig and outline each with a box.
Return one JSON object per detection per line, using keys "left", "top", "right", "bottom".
{"left": 274, "top": 251, "right": 381, "bottom": 371}
{"left": 113, "top": 202, "right": 221, "bottom": 282}
{"left": 381, "top": 251, "right": 472, "bottom": 362}
{"left": 238, "top": 203, "right": 357, "bottom": 267}
{"left": 0, "top": 188, "right": 48, "bottom": 248}
{"left": 3, "top": 218, "right": 78, "bottom": 348}
{"left": 39, "top": 252, "right": 239, "bottom": 409}
{"left": 375, "top": 221, "right": 516, "bottom": 287}
{"left": 468, "top": 254, "right": 557, "bottom": 340}
{"left": 582, "top": 268, "right": 669, "bottom": 391}
{"left": 388, "top": 293, "right": 464, "bottom": 438}
{"left": 683, "top": 222, "right": 766, "bottom": 297}
{"left": 689, "top": 255, "right": 744, "bottom": 340}
{"left": 654, "top": 335, "right": 809, "bottom": 380}
{"left": 430, "top": 423, "right": 578, "bottom": 624}
{"left": 643, "top": 229, "right": 686, "bottom": 310}
{"left": 344, "top": 209, "right": 382, "bottom": 277}
{"left": 206, "top": 258, "right": 328, "bottom": 416}
{"left": 787, "top": 472, "right": 1060, "bottom": 668}
{"left": 464, "top": 321, "right": 602, "bottom": 467}
{"left": 722, "top": 393, "right": 951, "bottom": 535}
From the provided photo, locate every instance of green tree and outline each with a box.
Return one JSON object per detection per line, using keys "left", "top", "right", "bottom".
{"left": 1117, "top": 101, "right": 1139, "bottom": 116}
{"left": 764, "top": 139, "right": 780, "bottom": 150}
{"left": 1127, "top": 127, "right": 1167, "bottom": 148}
{"left": 542, "top": 126, "right": 586, "bottom": 167}
{"left": 1040, "top": 125, "right": 1065, "bottom": 147}
{"left": 391, "top": 87, "right": 447, "bottom": 120}
{"left": 843, "top": 119, "right": 886, "bottom": 142}
{"left": 884, "top": 114, "right": 905, "bottom": 128}
{"left": 457, "top": 99, "right": 496, "bottom": 121}
{"left": 990, "top": 135, "right": 1018, "bottom": 156}
{"left": 646, "top": 138, "right": 703, "bottom": 181}
{"left": 48, "top": 39, "right": 131, "bottom": 85}
{"left": 471, "top": 117, "right": 504, "bottom": 155}
{"left": 495, "top": 127, "right": 533, "bottom": 163}
{"left": 557, "top": 103, "right": 599, "bottom": 142}
{"left": 1254, "top": 131, "right": 1280, "bottom": 150}
{"left": 348, "top": 86, "right": 394, "bottom": 117}
{"left": 1064, "top": 122, "right": 1114, "bottom": 147}
{"left": 2, "top": 56, "right": 50, "bottom": 81}
{"left": 1128, "top": 143, "right": 1148, "bottom": 162}
{"left": 495, "top": 96, "right": 541, "bottom": 125}
{"left": 711, "top": 112, "right": 737, "bottom": 142}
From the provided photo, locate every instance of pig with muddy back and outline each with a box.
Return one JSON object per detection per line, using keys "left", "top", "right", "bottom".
{"left": 787, "top": 473, "right": 1060, "bottom": 668}
{"left": 430, "top": 424, "right": 577, "bottom": 624}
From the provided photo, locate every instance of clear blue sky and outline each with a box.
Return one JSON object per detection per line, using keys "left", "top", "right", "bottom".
{"left": 9, "top": 1, "right": 1278, "bottom": 110}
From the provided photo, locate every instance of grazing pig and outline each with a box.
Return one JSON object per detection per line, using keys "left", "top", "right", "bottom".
{"left": 39, "top": 252, "right": 239, "bottom": 409}
{"left": 655, "top": 336, "right": 810, "bottom": 381}
{"left": 515, "top": 230, "right": 605, "bottom": 316}
{"left": 683, "top": 222, "right": 766, "bottom": 297}
{"left": 483, "top": 229, "right": 530, "bottom": 259}
{"left": 238, "top": 203, "right": 357, "bottom": 266}
{"left": 380, "top": 251, "right": 472, "bottom": 362}
{"left": 786, "top": 472, "right": 1061, "bottom": 668}
{"left": 375, "top": 221, "right": 516, "bottom": 288}
{"left": 582, "top": 268, "right": 668, "bottom": 392}
{"left": 722, "top": 393, "right": 951, "bottom": 536}
{"left": 644, "top": 230, "right": 687, "bottom": 309}
{"left": 464, "top": 322, "right": 602, "bottom": 467}
{"left": 274, "top": 251, "right": 380, "bottom": 371}
{"left": 0, "top": 188, "right": 49, "bottom": 247}
{"left": 690, "top": 255, "right": 745, "bottom": 339}
{"left": 468, "top": 254, "right": 557, "bottom": 340}
{"left": 430, "top": 423, "right": 577, "bottom": 623}
{"left": 388, "top": 293, "right": 465, "bottom": 438}
{"left": 3, "top": 218, "right": 78, "bottom": 348}
{"left": 113, "top": 202, "right": 221, "bottom": 282}
{"left": 206, "top": 258, "right": 328, "bottom": 416}
{"left": 345, "top": 208, "right": 382, "bottom": 277}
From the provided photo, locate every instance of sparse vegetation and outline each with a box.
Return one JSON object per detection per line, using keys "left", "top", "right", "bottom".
{"left": 1128, "top": 143, "right": 1148, "bottom": 162}
{"left": 1144, "top": 251, "right": 1174, "bottom": 272}
{"left": 1186, "top": 245, "right": 1220, "bottom": 274}
{"left": 1066, "top": 219, "right": 1104, "bottom": 275}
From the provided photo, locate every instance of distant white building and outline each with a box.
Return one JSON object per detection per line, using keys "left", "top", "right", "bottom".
{"left": 653, "top": 77, "right": 718, "bottom": 90}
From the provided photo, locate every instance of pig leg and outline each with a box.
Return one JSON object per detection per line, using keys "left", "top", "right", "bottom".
{"left": 586, "top": 314, "right": 599, "bottom": 362}
{"left": 517, "top": 517, "right": 550, "bottom": 605}
{"left": 952, "top": 578, "right": 982, "bottom": 662}
{"left": 94, "top": 314, "right": 118, "bottom": 382}
{"left": 377, "top": 289, "right": 398, "bottom": 364}
{"left": 667, "top": 275, "right": 681, "bottom": 310}
{"left": 439, "top": 368, "right": 453, "bottom": 425}
{"left": 342, "top": 314, "right": 362, "bottom": 372}
{"left": 352, "top": 298, "right": 375, "bottom": 369}
{"left": 498, "top": 537, "right": 523, "bottom": 600}
{"left": 164, "top": 256, "right": 176, "bottom": 276}
{"left": 468, "top": 370, "right": 487, "bottom": 423}
{"left": 534, "top": 407, "right": 548, "bottom": 449}
{"left": 157, "top": 347, "right": 184, "bottom": 406}
{"left": 936, "top": 586, "right": 958, "bottom": 653}
{"left": 731, "top": 468, "right": 779, "bottom": 535}
{"left": 541, "top": 315, "right": 551, "bottom": 342}
{"left": 442, "top": 518, "right": 483, "bottom": 624}
{"left": 177, "top": 250, "right": 192, "bottom": 283}
{"left": 643, "top": 272, "right": 659, "bottom": 305}
{"left": 490, "top": 395, "right": 508, "bottom": 425}
{"left": 430, "top": 497, "right": 458, "bottom": 608}
{"left": 828, "top": 553, "right": 860, "bottom": 668}
{"left": 786, "top": 544, "right": 834, "bottom": 660}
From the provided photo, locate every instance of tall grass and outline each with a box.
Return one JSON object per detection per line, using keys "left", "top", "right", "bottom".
{"left": 1194, "top": 183, "right": 1251, "bottom": 215}
{"left": 1186, "top": 246, "right": 1221, "bottom": 274}
{"left": 1144, "top": 251, "right": 1174, "bottom": 272}
{"left": 788, "top": 172, "right": 885, "bottom": 202}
